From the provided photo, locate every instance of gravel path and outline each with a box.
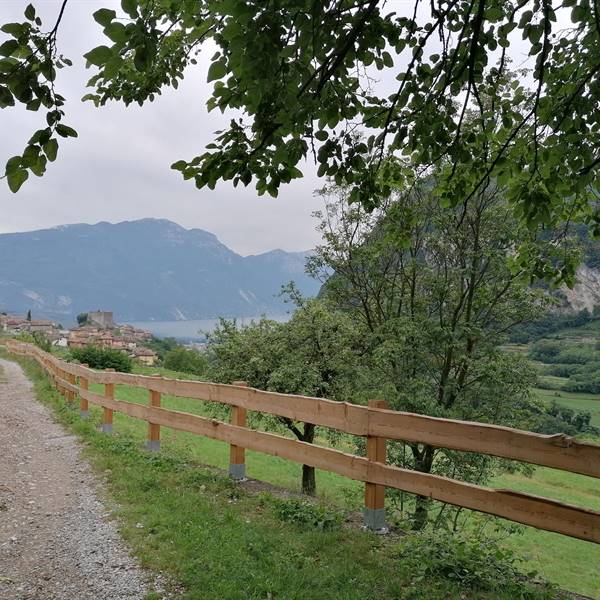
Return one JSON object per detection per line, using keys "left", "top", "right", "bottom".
{"left": 0, "top": 358, "right": 160, "bottom": 599}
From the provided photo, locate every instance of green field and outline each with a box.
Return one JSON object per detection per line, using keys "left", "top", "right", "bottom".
{"left": 533, "top": 387, "right": 600, "bottom": 428}
{"left": 492, "top": 469, "right": 600, "bottom": 598}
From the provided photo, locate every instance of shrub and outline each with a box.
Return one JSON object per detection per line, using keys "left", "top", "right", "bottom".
{"left": 163, "top": 347, "right": 208, "bottom": 376}
{"left": 263, "top": 496, "right": 343, "bottom": 531}
{"left": 69, "top": 346, "right": 132, "bottom": 372}
{"left": 394, "top": 531, "right": 547, "bottom": 595}
{"left": 529, "top": 340, "right": 562, "bottom": 362}
{"left": 544, "top": 363, "right": 581, "bottom": 378}
{"left": 16, "top": 331, "right": 51, "bottom": 352}
{"left": 555, "top": 345, "right": 596, "bottom": 365}
{"left": 528, "top": 400, "right": 599, "bottom": 435}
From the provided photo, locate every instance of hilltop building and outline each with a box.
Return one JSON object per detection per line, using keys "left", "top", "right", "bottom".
{"left": 87, "top": 311, "right": 116, "bottom": 329}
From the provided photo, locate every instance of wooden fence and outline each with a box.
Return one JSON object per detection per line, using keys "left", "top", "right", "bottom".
{"left": 5, "top": 340, "right": 600, "bottom": 543}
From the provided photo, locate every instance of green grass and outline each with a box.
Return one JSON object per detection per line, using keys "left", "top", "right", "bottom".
{"left": 500, "top": 327, "right": 600, "bottom": 596}
{"left": 2, "top": 350, "right": 560, "bottom": 600}
{"left": 533, "top": 387, "right": 600, "bottom": 427}
{"left": 492, "top": 468, "right": 600, "bottom": 598}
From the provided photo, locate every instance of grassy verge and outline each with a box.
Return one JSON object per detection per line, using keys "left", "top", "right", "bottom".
{"left": 1, "top": 349, "right": 562, "bottom": 600}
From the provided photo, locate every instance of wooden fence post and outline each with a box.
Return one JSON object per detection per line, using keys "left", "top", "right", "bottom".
{"left": 364, "top": 399, "right": 389, "bottom": 532}
{"left": 102, "top": 368, "right": 115, "bottom": 434}
{"left": 57, "top": 366, "right": 65, "bottom": 396}
{"left": 148, "top": 375, "right": 162, "bottom": 452}
{"left": 229, "top": 381, "right": 248, "bottom": 481}
{"left": 79, "top": 364, "right": 89, "bottom": 419}
{"left": 67, "top": 372, "right": 76, "bottom": 403}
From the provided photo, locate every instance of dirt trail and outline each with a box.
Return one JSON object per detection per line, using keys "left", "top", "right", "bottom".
{"left": 0, "top": 357, "right": 157, "bottom": 599}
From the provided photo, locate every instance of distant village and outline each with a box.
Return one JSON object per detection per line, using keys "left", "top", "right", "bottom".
{"left": 0, "top": 310, "right": 158, "bottom": 365}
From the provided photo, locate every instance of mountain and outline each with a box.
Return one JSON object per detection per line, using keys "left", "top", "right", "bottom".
{"left": 0, "top": 219, "right": 321, "bottom": 322}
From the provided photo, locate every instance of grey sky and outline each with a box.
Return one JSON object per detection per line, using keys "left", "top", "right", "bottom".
{"left": 0, "top": 0, "right": 325, "bottom": 255}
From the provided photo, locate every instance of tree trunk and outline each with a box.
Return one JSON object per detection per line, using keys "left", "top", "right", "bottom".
{"left": 301, "top": 423, "right": 316, "bottom": 495}
{"left": 301, "top": 463, "right": 316, "bottom": 496}
{"left": 413, "top": 495, "right": 430, "bottom": 530}
{"left": 410, "top": 444, "right": 435, "bottom": 530}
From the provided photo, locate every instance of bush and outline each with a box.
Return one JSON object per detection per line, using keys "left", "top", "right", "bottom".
{"left": 69, "top": 346, "right": 132, "bottom": 372}
{"left": 16, "top": 331, "right": 51, "bottom": 352}
{"left": 532, "top": 401, "right": 598, "bottom": 435}
{"left": 394, "top": 531, "right": 547, "bottom": 596}
{"left": 544, "top": 363, "right": 581, "bottom": 378}
{"left": 555, "top": 345, "right": 596, "bottom": 365}
{"left": 529, "top": 340, "right": 562, "bottom": 362}
{"left": 530, "top": 340, "right": 596, "bottom": 365}
{"left": 163, "top": 347, "right": 208, "bottom": 376}
{"left": 263, "top": 496, "right": 343, "bottom": 531}
{"left": 143, "top": 337, "right": 179, "bottom": 361}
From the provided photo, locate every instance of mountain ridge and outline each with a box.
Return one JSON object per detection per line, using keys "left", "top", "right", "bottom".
{"left": 0, "top": 219, "right": 319, "bottom": 323}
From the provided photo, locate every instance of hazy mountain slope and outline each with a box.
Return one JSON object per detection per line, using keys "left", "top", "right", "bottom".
{"left": 0, "top": 219, "right": 319, "bottom": 322}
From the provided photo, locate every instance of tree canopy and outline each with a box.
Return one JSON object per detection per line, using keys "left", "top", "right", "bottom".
{"left": 1, "top": 1, "right": 599, "bottom": 280}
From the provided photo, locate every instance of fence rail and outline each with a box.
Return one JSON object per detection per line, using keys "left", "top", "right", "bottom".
{"left": 5, "top": 340, "right": 600, "bottom": 543}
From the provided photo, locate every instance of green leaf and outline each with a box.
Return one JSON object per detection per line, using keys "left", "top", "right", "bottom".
{"left": 121, "top": 0, "right": 138, "bottom": 18}
{"left": 30, "top": 155, "right": 46, "bottom": 177}
{"left": 171, "top": 160, "right": 187, "bottom": 171}
{"left": 7, "top": 168, "right": 28, "bottom": 193}
{"left": 28, "top": 128, "right": 52, "bottom": 145}
{"left": 26, "top": 98, "right": 41, "bottom": 111}
{"left": 43, "top": 139, "right": 58, "bottom": 161}
{"left": 133, "top": 45, "right": 150, "bottom": 72}
{"left": 104, "top": 22, "right": 127, "bottom": 44}
{"left": 93, "top": 8, "right": 116, "bottom": 27}
{"left": 0, "top": 40, "right": 19, "bottom": 57}
{"left": 0, "top": 23, "right": 24, "bottom": 37}
{"left": 24, "top": 4, "right": 36, "bottom": 21}
{"left": 0, "top": 85, "right": 14, "bottom": 108}
{"left": 84, "top": 45, "right": 113, "bottom": 67}
{"left": 22, "top": 144, "right": 40, "bottom": 166}
{"left": 207, "top": 60, "right": 227, "bottom": 82}
{"left": 5, "top": 156, "right": 22, "bottom": 174}
{"left": 55, "top": 124, "right": 78, "bottom": 138}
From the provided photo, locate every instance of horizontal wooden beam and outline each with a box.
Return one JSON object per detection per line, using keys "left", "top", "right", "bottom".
{"left": 74, "top": 387, "right": 600, "bottom": 543}
{"left": 16, "top": 342, "right": 600, "bottom": 479}
{"left": 46, "top": 359, "right": 600, "bottom": 479}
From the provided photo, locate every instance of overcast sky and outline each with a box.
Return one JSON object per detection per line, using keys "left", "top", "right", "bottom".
{"left": 0, "top": 0, "right": 326, "bottom": 255}
{"left": 0, "top": 1, "right": 558, "bottom": 255}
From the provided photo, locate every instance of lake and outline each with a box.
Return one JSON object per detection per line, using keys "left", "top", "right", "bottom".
{"left": 127, "top": 314, "right": 291, "bottom": 340}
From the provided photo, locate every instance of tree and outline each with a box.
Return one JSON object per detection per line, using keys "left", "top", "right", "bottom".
{"left": 144, "top": 336, "right": 180, "bottom": 361}
{"left": 69, "top": 345, "right": 133, "bottom": 372}
{"left": 76, "top": 312, "right": 88, "bottom": 326}
{"left": 309, "top": 181, "right": 544, "bottom": 528}
{"left": 163, "top": 346, "right": 208, "bottom": 376}
{"left": 26, "top": 309, "right": 31, "bottom": 322}
{"left": 207, "top": 302, "right": 366, "bottom": 495}
{"left": 2, "top": 1, "right": 600, "bottom": 281}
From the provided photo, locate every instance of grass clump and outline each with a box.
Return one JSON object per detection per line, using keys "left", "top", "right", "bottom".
{"left": 261, "top": 495, "right": 343, "bottom": 531}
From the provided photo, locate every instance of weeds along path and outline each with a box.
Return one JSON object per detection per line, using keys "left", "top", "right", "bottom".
{"left": 0, "top": 357, "right": 156, "bottom": 599}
